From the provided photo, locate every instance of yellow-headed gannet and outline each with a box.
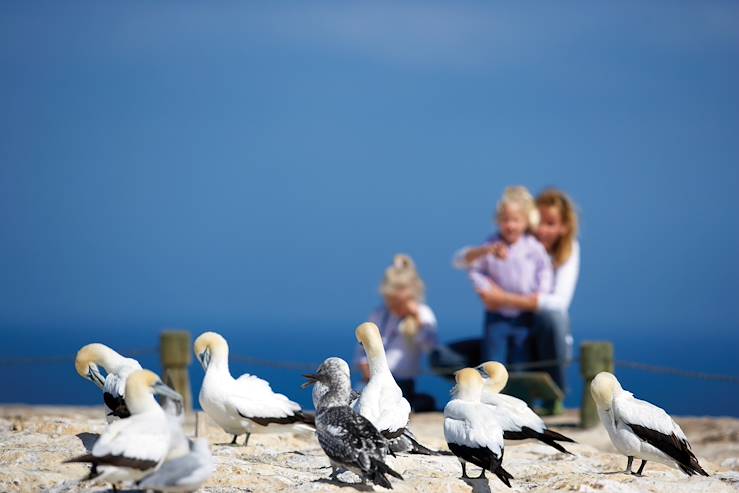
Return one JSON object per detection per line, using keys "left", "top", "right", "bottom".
{"left": 354, "top": 322, "right": 437, "bottom": 455}
{"left": 477, "top": 361, "right": 575, "bottom": 454}
{"left": 444, "top": 368, "right": 513, "bottom": 487}
{"left": 66, "top": 369, "right": 181, "bottom": 485}
{"left": 303, "top": 357, "right": 403, "bottom": 488}
{"left": 194, "top": 331, "right": 312, "bottom": 446}
{"left": 591, "top": 372, "right": 709, "bottom": 477}
{"left": 75, "top": 343, "right": 142, "bottom": 422}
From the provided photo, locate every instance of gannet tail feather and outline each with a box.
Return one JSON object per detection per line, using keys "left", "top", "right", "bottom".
{"left": 403, "top": 429, "right": 446, "bottom": 456}
{"left": 541, "top": 428, "right": 576, "bottom": 443}
{"left": 65, "top": 453, "right": 158, "bottom": 471}
{"left": 367, "top": 457, "right": 403, "bottom": 488}
{"left": 239, "top": 409, "right": 314, "bottom": 427}
{"left": 503, "top": 427, "right": 575, "bottom": 454}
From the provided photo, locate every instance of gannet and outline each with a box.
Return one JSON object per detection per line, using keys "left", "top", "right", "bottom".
{"left": 137, "top": 437, "right": 215, "bottom": 492}
{"left": 194, "top": 331, "right": 312, "bottom": 446}
{"left": 304, "top": 357, "right": 403, "bottom": 489}
{"left": 66, "top": 369, "right": 181, "bottom": 485}
{"left": 591, "top": 372, "right": 709, "bottom": 477}
{"left": 477, "top": 361, "right": 576, "bottom": 454}
{"left": 444, "top": 368, "right": 513, "bottom": 487}
{"left": 75, "top": 343, "right": 142, "bottom": 422}
{"left": 354, "top": 322, "right": 437, "bottom": 455}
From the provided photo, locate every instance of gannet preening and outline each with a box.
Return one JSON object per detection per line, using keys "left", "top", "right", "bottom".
{"left": 304, "top": 357, "right": 403, "bottom": 489}
{"left": 354, "top": 322, "right": 438, "bottom": 455}
{"left": 194, "top": 331, "right": 312, "bottom": 446}
{"left": 137, "top": 437, "right": 215, "bottom": 492}
{"left": 66, "top": 369, "right": 181, "bottom": 485}
{"left": 444, "top": 368, "right": 513, "bottom": 487}
{"left": 75, "top": 343, "right": 142, "bottom": 422}
{"left": 477, "top": 361, "right": 576, "bottom": 454}
{"left": 591, "top": 372, "right": 709, "bottom": 477}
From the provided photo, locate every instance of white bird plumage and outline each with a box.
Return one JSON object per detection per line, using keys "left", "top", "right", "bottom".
{"left": 354, "top": 322, "right": 411, "bottom": 434}
{"left": 66, "top": 369, "right": 182, "bottom": 485}
{"left": 354, "top": 322, "right": 437, "bottom": 455}
{"left": 194, "top": 331, "right": 311, "bottom": 446}
{"left": 591, "top": 371, "right": 708, "bottom": 477}
{"left": 477, "top": 361, "right": 575, "bottom": 454}
{"left": 443, "top": 368, "right": 513, "bottom": 487}
{"left": 75, "top": 343, "right": 142, "bottom": 422}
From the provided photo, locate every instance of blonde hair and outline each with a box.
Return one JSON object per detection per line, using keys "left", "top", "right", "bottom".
{"left": 536, "top": 188, "right": 579, "bottom": 268}
{"left": 379, "top": 254, "right": 425, "bottom": 302}
{"left": 496, "top": 186, "right": 539, "bottom": 233}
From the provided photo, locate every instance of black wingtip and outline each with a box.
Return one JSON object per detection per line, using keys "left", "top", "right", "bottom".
{"left": 495, "top": 465, "right": 514, "bottom": 488}
{"left": 542, "top": 428, "right": 577, "bottom": 444}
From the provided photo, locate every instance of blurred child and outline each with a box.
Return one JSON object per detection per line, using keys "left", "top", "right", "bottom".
{"left": 354, "top": 254, "right": 438, "bottom": 411}
{"left": 456, "top": 186, "right": 553, "bottom": 367}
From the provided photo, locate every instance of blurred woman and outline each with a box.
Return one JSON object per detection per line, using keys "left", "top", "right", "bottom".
{"left": 354, "top": 254, "right": 438, "bottom": 411}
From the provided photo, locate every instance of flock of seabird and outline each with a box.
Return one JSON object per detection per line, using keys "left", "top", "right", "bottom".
{"left": 66, "top": 322, "right": 709, "bottom": 491}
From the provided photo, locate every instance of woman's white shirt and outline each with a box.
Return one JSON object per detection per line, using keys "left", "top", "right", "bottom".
{"left": 538, "top": 241, "right": 580, "bottom": 313}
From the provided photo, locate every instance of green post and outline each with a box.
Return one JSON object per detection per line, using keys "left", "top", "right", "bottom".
{"left": 160, "top": 330, "right": 193, "bottom": 415}
{"left": 580, "top": 341, "right": 614, "bottom": 428}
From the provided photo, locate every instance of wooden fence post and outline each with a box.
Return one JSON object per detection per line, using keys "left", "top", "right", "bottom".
{"left": 160, "top": 330, "right": 193, "bottom": 415}
{"left": 580, "top": 341, "right": 614, "bottom": 428}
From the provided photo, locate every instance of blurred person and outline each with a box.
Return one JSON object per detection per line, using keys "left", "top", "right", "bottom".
{"left": 454, "top": 186, "right": 553, "bottom": 369}
{"left": 450, "top": 188, "right": 580, "bottom": 414}
{"left": 354, "top": 254, "right": 438, "bottom": 411}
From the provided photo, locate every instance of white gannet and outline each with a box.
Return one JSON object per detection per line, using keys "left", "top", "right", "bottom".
{"left": 303, "top": 357, "right": 403, "bottom": 488}
{"left": 194, "top": 331, "right": 312, "bottom": 446}
{"left": 66, "top": 369, "right": 181, "bottom": 485}
{"left": 591, "top": 372, "right": 709, "bottom": 477}
{"left": 477, "top": 361, "right": 576, "bottom": 454}
{"left": 444, "top": 368, "right": 513, "bottom": 487}
{"left": 75, "top": 343, "right": 142, "bottom": 422}
{"left": 354, "top": 322, "right": 437, "bottom": 455}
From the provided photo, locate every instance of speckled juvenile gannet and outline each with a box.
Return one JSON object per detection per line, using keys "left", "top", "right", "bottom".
{"left": 444, "top": 368, "right": 513, "bottom": 487}
{"left": 591, "top": 372, "right": 709, "bottom": 477}
{"left": 304, "top": 357, "right": 403, "bottom": 489}
{"left": 194, "top": 331, "right": 312, "bottom": 446}
{"left": 66, "top": 369, "right": 181, "bottom": 485}
{"left": 354, "top": 322, "right": 437, "bottom": 455}
{"left": 75, "top": 343, "right": 142, "bottom": 422}
{"left": 477, "top": 361, "right": 576, "bottom": 454}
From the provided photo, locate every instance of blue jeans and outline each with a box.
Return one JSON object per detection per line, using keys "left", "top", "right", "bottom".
{"left": 483, "top": 312, "right": 535, "bottom": 369}
{"left": 532, "top": 310, "right": 571, "bottom": 392}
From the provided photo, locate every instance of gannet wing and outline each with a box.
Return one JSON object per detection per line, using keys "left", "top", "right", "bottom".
{"left": 614, "top": 393, "right": 707, "bottom": 476}
{"left": 316, "top": 406, "right": 400, "bottom": 486}
{"left": 89, "top": 415, "right": 170, "bottom": 467}
{"left": 229, "top": 375, "right": 303, "bottom": 424}
{"left": 483, "top": 393, "right": 544, "bottom": 433}
{"left": 444, "top": 401, "right": 504, "bottom": 454}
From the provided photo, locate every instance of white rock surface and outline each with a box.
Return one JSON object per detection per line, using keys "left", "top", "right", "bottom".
{"left": 1, "top": 406, "right": 738, "bottom": 492}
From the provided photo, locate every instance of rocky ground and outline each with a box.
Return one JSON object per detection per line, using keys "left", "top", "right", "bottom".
{"left": 1, "top": 405, "right": 738, "bottom": 493}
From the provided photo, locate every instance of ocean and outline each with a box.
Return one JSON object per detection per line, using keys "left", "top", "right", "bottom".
{"left": 2, "top": 324, "right": 738, "bottom": 417}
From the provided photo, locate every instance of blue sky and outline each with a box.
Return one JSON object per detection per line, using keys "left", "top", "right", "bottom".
{"left": 1, "top": 1, "right": 738, "bottom": 355}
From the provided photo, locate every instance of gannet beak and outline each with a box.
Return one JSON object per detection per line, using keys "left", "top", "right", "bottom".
{"left": 301, "top": 374, "right": 319, "bottom": 389}
{"left": 197, "top": 349, "right": 211, "bottom": 370}
{"left": 474, "top": 366, "right": 488, "bottom": 378}
{"left": 153, "top": 382, "right": 183, "bottom": 409}
{"left": 88, "top": 367, "right": 106, "bottom": 389}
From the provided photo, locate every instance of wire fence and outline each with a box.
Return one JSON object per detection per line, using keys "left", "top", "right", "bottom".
{"left": 1, "top": 347, "right": 738, "bottom": 385}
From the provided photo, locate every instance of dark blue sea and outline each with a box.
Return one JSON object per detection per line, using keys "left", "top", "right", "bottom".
{"left": 2, "top": 324, "right": 738, "bottom": 417}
